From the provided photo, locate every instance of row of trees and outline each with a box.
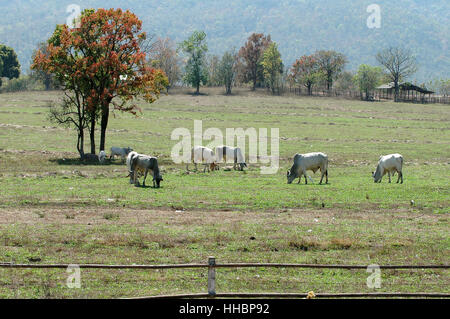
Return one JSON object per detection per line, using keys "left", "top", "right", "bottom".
{"left": 1, "top": 29, "right": 439, "bottom": 102}
{"left": 147, "top": 31, "right": 424, "bottom": 102}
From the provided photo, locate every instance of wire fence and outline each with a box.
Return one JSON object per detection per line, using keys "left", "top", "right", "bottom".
{"left": 282, "top": 87, "right": 450, "bottom": 104}
{"left": 1, "top": 257, "right": 449, "bottom": 299}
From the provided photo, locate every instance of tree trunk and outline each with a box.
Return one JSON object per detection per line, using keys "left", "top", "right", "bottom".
{"left": 77, "top": 128, "right": 85, "bottom": 159}
{"left": 99, "top": 106, "right": 109, "bottom": 152}
{"left": 226, "top": 84, "right": 231, "bottom": 95}
{"left": 90, "top": 116, "right": 96, "bottom": 154}
{"left": 252, "top": 76, "right": 257, "bottom": 91}
{"left": 394, "top": 81, "right": 399, "bottom": 102}
{"left": 44, "top": 75, "right": 51, "bottom": 91}
{"left": 196, "top": 82, "right": 200, "bottom": 95}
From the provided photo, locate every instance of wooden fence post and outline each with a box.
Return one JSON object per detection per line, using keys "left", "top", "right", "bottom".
{"left": 208, "top": 256, "right": 216, "bottom": 297}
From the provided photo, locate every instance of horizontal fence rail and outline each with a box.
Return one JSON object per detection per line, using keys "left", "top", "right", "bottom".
{"left": 128, "top": 292, "right": 450, "bottom": 299}
{"left": 1, "top": 262, "right": 449, "bottom": 270}
{"left": 2, "top": 257, "right": 449, "bottom": 299}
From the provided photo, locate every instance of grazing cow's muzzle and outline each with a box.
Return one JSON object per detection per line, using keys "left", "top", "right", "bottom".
{"left": 154, "top": 177, "right": 163, "bottom": 188}
{"left": 286, "top": 170, "right": 295, "bottom": 184}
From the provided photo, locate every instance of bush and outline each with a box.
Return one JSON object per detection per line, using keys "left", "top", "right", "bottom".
{"left": 0, "top": 75, "right": 43, "bottom": 93}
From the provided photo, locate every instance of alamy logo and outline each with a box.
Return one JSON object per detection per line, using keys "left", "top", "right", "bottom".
{"left": 66, "top": 264, "right": 81, "bottom": 288}
{"left": 171, "top": 120, "right": 279, "bottom": 174}
{"left": 366, "top": 264, "right": 381, "bottom": 289}
{"left": 66, "top": 4, "right": 81, "bottom": 29}
{"left": 366, "top": 4, "right": 381, "bottom": 29}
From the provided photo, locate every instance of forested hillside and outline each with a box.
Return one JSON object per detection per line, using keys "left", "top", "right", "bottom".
{"left": 0, "top": 0, "right": 448, "bottom": 82}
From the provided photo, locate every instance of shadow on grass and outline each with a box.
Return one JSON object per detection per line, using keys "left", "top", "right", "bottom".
{"left": 134, "top": 184, "right": 163, "bottom": 189}
{"left": 49, "top": 158, "right": 125, "bottom": 166}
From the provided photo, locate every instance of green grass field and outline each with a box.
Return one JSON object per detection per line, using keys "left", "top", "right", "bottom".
{"left": 0, "top": 88, "right": 448, "bottom": 298}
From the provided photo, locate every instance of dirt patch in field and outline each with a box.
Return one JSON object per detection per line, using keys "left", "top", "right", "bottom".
{"left": 0, "top": 206, "right": 442, "bottom": 227}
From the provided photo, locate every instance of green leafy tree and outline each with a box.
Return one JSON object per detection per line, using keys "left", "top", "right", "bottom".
{"left": 0, "top": 44, "right": 20, "bottom": 87}
{"left": 314, "top": 50, "right": 347, "bottom": 91}
{"left": 180, "top": 31, "right": 208, "bottom": 94}
{"left": 437, "top": 79, "right": 450, "bottom": 96}
{"left": 0, "top": 57, "right": 3, "bottom": 87}
{"left": 353, "top": 64, "right": 383, "bottom": 100}
{"left": 261, "top": 43, "right": 283, "bottom": 95}
{"left": 218, "top": 50, "right": 237, "bottom": 95}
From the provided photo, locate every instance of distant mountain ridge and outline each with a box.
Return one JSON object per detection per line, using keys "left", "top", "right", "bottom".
{"left": 0, "top": 0, "right": 448, "bottom": 83}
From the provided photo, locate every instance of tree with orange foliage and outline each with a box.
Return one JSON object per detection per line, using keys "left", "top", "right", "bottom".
{"left": 32, "top": 8, "right": 168, "bottom": 158}
{"left": 237, "top": 33, "right": 272, "bottom": 90}
{"left": 290, "top": 55, "right": 322, "bottom": 95}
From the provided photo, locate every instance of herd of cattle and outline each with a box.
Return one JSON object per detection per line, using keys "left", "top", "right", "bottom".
{"left": 98, "top": 146, "right": 404, "bottom": 187}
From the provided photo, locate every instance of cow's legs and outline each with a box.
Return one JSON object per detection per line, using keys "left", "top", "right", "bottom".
{"left": 129, "top": 171, "right": 134, "bottom": 184}
{"left": 388, "top": 171, "right": 391, "bottom": 183}
{"left": 304, "top": 174, "right": 308, "bottom": 184}
{"left": 134, "top": 170, "right": 139, "bottom": 186}
{"left": 325, "top": 170, "right": 328, "bottom": 184}
{"left": 400, "top": 171, "right": 403, "bottom": 184}
{"left": 142, "top": 169, "right": 148, "bottom": 187}
{"left": 319, "top": 168, "right": 324, "bottom": 184}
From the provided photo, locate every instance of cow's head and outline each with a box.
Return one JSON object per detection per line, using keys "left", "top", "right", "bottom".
{"left": 239, "top": 163, "right": 247, "bottom": 171}
{"left": 287, "top": 169, "right": 298, "bottom": 184}
{"left": 153, "top": 175, "right": 163, "bottom": 188}
{"left": 372, "top": 166, "right": 382, "bottom": 183}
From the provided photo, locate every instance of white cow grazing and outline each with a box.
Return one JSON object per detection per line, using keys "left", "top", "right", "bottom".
{"left": 287, "top": 152, "right": 329, "bottom": 184}
{"left": 110, "top": 147, "right": 133, "bottom": 162}
{"left": 98, "top": 150, "right": 106, "bottom": 163}
{"left": 372, "top": 154, "right": 403, "bottom": 183}
{"left": 130, "top": 153, "right": 163, "bottom": 188}
{"left": 215, "top": 145, "right": 247, "bottom": 171}
{"left": 187, "top": 146, "right": 218, "bottom": 173}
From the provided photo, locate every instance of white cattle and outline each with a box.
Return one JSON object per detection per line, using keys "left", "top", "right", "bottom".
{"left": 98, "top": 150, "right": 106, "bottom": 163}
{"left": 372, "top": 154, "right": 403, "bottom": 183}
{"left": 130, "top": 153, "right": 163, "bottom": 188}
{"left": 215, "top": 145, "right": 247, "bottom": 171}
{"left": 110, "top": 147, "right": 133, "bottom": 162}
{"left": 187, "top": 146, "right": 218, "bottom": 173}
{"left": 287, "top": 152, "right": 329, "bottom": 184}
